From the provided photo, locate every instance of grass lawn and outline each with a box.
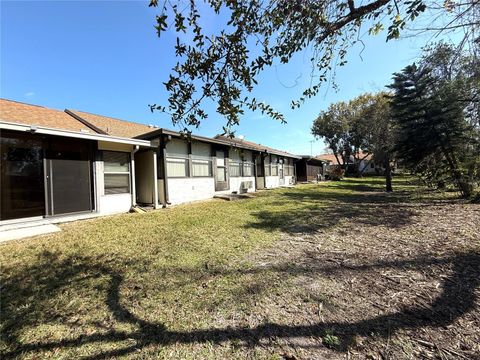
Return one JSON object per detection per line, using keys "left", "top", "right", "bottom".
{"left": 1, "top": 177, "right": 479, "bottom": 359}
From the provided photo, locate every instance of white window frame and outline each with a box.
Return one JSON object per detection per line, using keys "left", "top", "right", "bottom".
{"left": 103, "top": 151, "right": 131, "bottom": 195}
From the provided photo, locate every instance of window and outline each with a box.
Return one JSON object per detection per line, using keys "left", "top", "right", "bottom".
{"left": 103, "top": 151, "right": 130, "bottom": 194}
{"left": 264, "top": 156, "right": 271, "bottom": 176}
{"left": 243, "top": 162, "right": 254, "bottom": 176}
{"left": 166, "top": 139, "right": 189, "bottom": 177}
{"left": 284, "top": 158, "right": 294, "bottom": 176}
{"left": 191, "top": 142, "right": 212, "bottom": 177}
{"left": 229, "top": 160, "right": 241, "bottom": 177}
{"left": 242, "top": 151, "right": 254, "bottom": 177}
{"left": 271, "top": 155, "right": 278, "bottom": 176}
{"left": 229, "top": 149, "right": 242, "bottom": 177}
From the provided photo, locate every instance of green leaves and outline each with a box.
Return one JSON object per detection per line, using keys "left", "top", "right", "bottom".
{"left": 149, "top": 0, "right": 473, "bottom": 132}
{"left": 154, "top": 14, "right": 168, "bottom": 37}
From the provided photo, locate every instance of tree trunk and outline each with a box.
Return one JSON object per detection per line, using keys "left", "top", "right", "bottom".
{"left": 384, "top": 154, "right": 393, "bottom": 192}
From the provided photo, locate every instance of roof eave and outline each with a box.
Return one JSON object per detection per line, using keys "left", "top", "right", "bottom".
{"left": 0, "top": 120, "right": 153, "bottom": 147}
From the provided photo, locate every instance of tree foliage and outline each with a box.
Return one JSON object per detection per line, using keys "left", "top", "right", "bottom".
{"left": 148, "top": 0, "right": 478, "bottom": 133}
{"left": 312, "top": 93, "right": 391, "bottom": 177}
{"left": 388, "top": 43, "right": 480, "bottom": 197}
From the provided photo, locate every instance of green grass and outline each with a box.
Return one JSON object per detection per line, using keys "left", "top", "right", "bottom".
{"left": 0, "top": 176, "right": 470, "bottom": 359}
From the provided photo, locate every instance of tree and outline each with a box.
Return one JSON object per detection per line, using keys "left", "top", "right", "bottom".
{"left": 148, "top": 0, "right": 479, "bottom": 132}
{"left": 362, "top": 93, "right": 395, "bottom": 191}
{"left": 312, "top": 92, "right": 395, "bottom": 190}
{"left": 388, "top": 62, "right": 478, "bottom": 197}
{"left": 312, "top": 93, "right": 382, "bottom": 177}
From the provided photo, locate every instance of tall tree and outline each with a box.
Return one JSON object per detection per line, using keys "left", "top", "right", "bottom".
{"left": 362, "top": 93, "right": 395, "bottom": 191}
{"left": 388, "top": 62, "right": 477, "bottom": 196}
{"left": 312, "top": 93, "right": 380, "bottom": 176}
{"left": 149, "top": 0, "right": 478, "bottom": 132}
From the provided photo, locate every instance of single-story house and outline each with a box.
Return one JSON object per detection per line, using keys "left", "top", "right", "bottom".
{"left": 316, "top": 152, "right": 377, "bottom": 175}
{"left": 0, "top": 99, "right": 300, "bottom": 224}
{"left": 0, "top": 99, "right": 157, "bottom": 223}
{"left": 295, "top": 156, "right": 326, "bottom": 182}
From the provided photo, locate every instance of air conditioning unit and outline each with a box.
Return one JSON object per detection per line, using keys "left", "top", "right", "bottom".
{"left": 240, "top": 181, "right": 252, "bottom": 193}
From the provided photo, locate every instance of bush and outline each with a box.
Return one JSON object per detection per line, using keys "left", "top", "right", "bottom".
{"left": 328, "top": 166, "right": 345, "bottom": 181}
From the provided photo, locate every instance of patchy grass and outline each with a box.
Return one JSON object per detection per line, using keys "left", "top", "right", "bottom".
{"left": 1, "top": 177, "right": 479, "bottom": 359}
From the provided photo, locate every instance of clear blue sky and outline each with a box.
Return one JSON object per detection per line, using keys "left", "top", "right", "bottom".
{"left": 0, "top": 1, "right": 455, "bottom": 155}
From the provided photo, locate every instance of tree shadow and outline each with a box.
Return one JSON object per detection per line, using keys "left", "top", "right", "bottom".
{"left": 245, "top": 184, "right": 419, "bottom": 234}
{"left": 2, "top": 250, "right": 479, "bottom": 359}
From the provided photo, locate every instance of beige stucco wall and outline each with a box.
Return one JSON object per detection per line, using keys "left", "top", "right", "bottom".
{"left": 135, "top": 150, "right": 155, "bottom": 204}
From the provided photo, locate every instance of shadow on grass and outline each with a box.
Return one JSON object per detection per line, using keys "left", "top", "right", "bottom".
{"left": 245, "top": 180, "right": 421, "bottom": 234}
{"left": 2, "top": 250, "right": 479, "bottom": 359}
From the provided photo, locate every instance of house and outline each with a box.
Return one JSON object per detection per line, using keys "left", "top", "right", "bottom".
{"left": 316, "top": 152, "right": 377, "bottom": 175}
{"left": 295, "top": 156, "right": 326, "bottom": 182}
{"left": 132, "top": 130, "right": 299, "bottom": 205}
{"left": 0, "top": 99, "right": 300, "bottom": 224}
{"left": 0, "top": 99, "right": 158, "bottom": 223}
{"left": 63, "top": 110, "right": 300, "bottom": 206}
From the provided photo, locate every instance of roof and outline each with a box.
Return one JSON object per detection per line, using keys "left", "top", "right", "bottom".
{"left": 316, "top": 152, "right": 372, "bottom": 164}
{"left": 0, "top": 99, "right": 94, "bottom": 133}
{"left": 315, "top": 153, "right": 340, "bottom": 164}
{"left": 1, "top": 98, "right": 301, "bottom": 157}
{"left": 66, "top": 109, "right": 154, "bottom": 138}
{"left": 299, "top": 155, "right": 326, "bottom": 165}
{"left": 214, "top": 135, "right": 301, "bottom": 159}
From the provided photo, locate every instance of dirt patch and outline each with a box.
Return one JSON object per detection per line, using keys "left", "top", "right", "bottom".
{"left": 236, "top": 199, "right": 480, "bottom": 359}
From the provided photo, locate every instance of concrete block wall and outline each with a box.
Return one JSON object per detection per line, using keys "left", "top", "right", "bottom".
{"left": 166, "top": 177, "right": 216, "bottom": 205}
{"left": 256, "top": 177, "right": 265, "bottom": 189}
{"left": 265, "top": 176, "right": 280, "bottom": 189}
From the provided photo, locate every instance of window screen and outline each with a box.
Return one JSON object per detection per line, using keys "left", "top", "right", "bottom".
{"left": 166, "top": 139, "right": 189, "bottom": 177}
{"left": 264, "top": 156, "right": 271, "bottom": 176}
{"left": 103, "top": 151, "right": 130, "bottom": 194}
{"left": 192, "top": 142, "right": 212, "bottom": 177}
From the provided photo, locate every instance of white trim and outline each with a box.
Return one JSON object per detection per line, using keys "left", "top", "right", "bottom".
{"left": 0, "top": 120, "right": 152, "bottom": 147}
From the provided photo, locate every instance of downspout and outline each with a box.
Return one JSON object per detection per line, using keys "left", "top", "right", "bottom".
{"left": 253, "top": 152, "right": 258, "bottom": 190}
{"left": 131, "top": 145, "right": 140, "bottom": 207}
{"left": 162, "top": 135, "right": 171, "bottom": 207}
{"left": 292, "top": 159, "right": 296, "bottom": 185}
{"left": 263, "top": 152, "right": 268, "bottom": 188}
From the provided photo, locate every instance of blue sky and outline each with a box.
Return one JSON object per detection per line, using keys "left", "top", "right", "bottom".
{"left": 1, "top": 1, "right": 455, "bottom": 155}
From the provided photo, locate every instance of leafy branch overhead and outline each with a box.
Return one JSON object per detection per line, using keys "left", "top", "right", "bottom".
{"left": 149, "top": 0, "right": 478, "bottom": 133}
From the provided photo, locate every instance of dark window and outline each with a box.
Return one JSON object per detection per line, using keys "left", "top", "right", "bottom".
{"left": 103, "top": 151, "right": 130, "bottom": 194}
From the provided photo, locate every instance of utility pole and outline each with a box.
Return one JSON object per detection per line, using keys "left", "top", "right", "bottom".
{"left": 310, "top": 140, "right": 315, "bottom": 157}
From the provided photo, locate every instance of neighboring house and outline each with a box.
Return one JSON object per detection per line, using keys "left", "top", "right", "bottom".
{"left": 295, "top": 156, "right": 326, "bottom": 182}
{"left": 0, "top": 99, "right": 300, "bottom": 224}
{"left": 316, "top": 152, "right": 377, "bottom": 175}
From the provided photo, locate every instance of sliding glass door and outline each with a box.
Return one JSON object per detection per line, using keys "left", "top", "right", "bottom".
{"left": 1, "top": 130, "right": 94, "bottom": 221}
{"left": 0, "top": 130, "right": 45, "bottom": 220}
{"left": 45, "top": 137, "right": 93, "bottom": 215}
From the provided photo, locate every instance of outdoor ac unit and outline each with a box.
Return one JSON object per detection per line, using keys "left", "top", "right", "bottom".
{"left": 240, "top": 181, "right": 252, "bottom": 193}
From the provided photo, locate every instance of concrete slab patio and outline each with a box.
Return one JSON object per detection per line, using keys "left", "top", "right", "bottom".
{"left": 0, "top": 224, "right": 61, "bottom": 243}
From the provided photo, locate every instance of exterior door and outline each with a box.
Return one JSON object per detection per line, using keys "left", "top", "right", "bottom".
{"left": 215, "top": 149, "right": 229, "bottom": 191}
{"left": 45, "top": 138, "right": 93, "bottom": 215}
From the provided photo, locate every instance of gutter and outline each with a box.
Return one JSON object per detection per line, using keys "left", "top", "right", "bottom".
{"left": 131, "top": 145, "right": 140, "bottom": 207}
